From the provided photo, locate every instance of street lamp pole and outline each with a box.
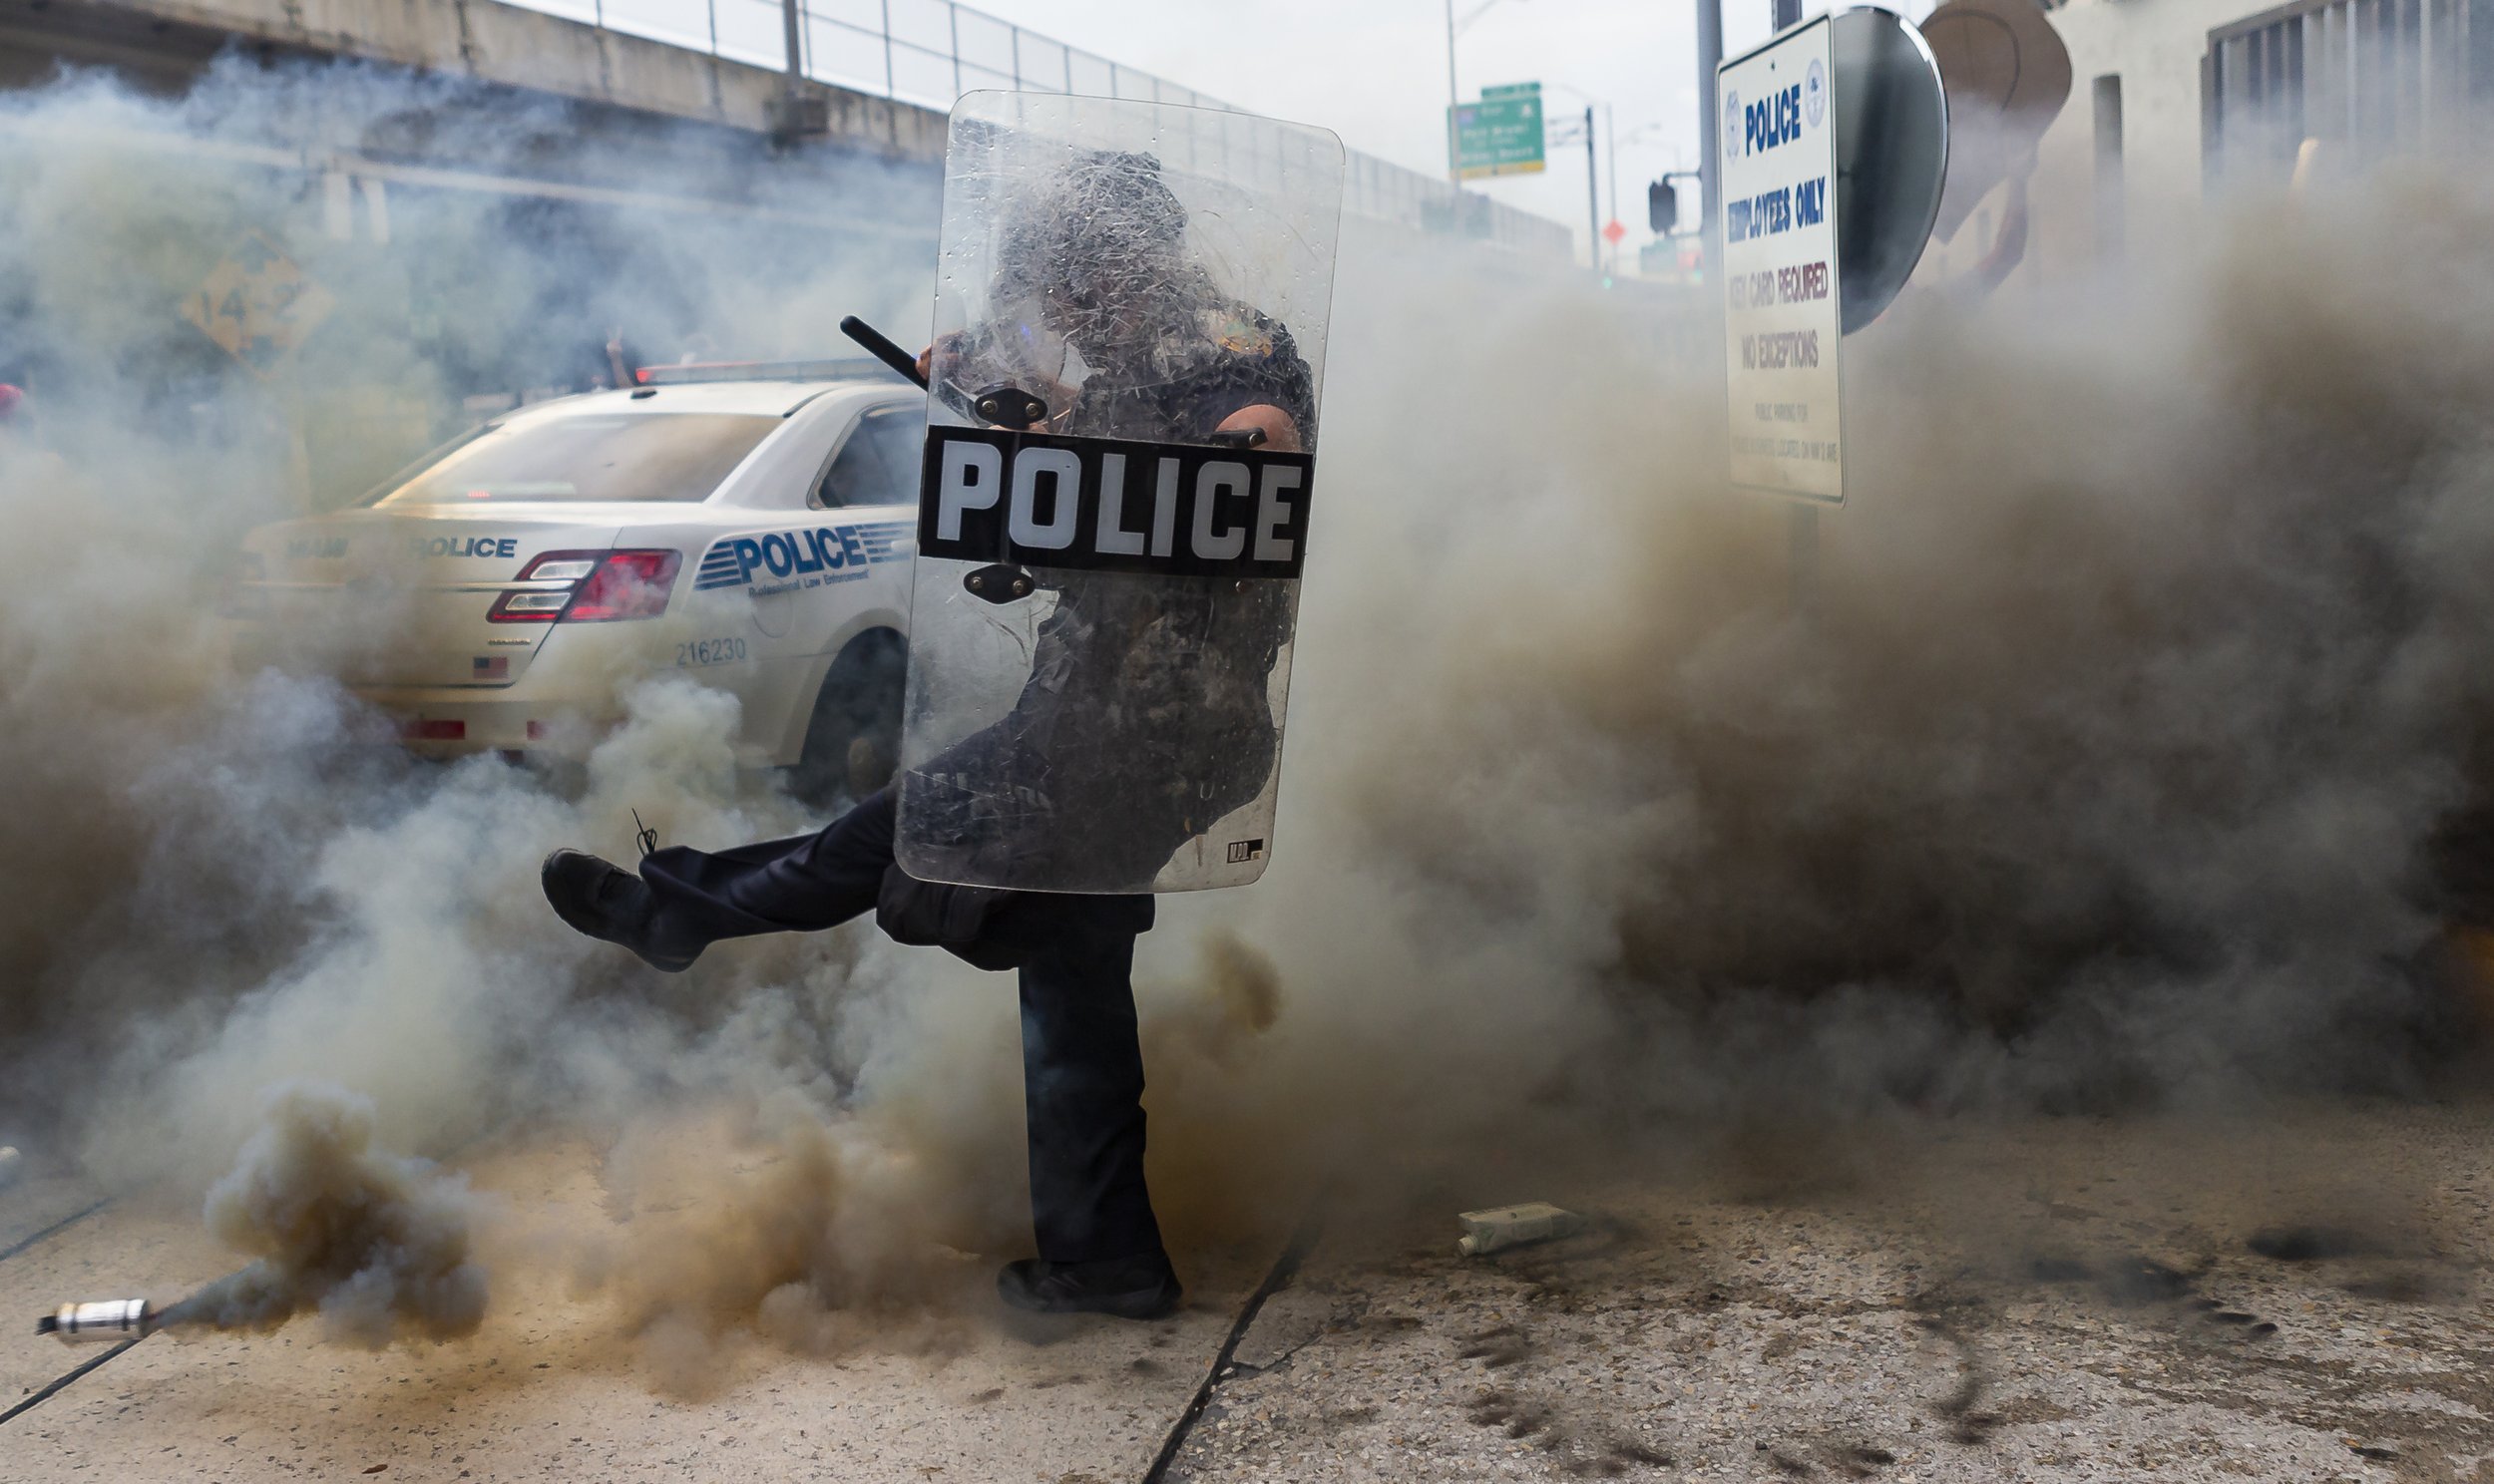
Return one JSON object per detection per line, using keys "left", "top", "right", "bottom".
{"left": 1542, "top": 81, "right": 1612, "bottom": 276}
{"left": 1446, "top": 1, "right": 1529, "bottom": 186}
{"left": 1696, "top": 0, "right": 1723, "bottom": 282}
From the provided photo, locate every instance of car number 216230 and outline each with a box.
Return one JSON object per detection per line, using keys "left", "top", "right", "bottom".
{"left": 676, "top": 636, "right": 749, "bottom": 667}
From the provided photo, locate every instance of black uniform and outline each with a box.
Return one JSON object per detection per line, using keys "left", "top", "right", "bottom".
{"left": 636, "top": 791, "right": 1159, "bottom": 1263}
{"left": 632, "top": 317, "right": 1314, "bottom": 1268}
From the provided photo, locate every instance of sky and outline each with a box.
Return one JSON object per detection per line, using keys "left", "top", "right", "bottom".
{"left": 983, "top": 0, "right": 1809, "bottom": 269}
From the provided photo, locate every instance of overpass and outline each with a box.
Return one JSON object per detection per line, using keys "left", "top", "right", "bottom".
{"left": 0, "top": 0, "right": 1568, "bottom": 506}
{"left": 0, "top": 0, "right": 1569, "bottom": 253}
{"left": 0, "top": 0, "right": 944, "bottom": 159}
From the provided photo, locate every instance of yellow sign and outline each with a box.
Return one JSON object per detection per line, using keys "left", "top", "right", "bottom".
{"left": 182, "top": 231, "right": 336, "bottom": 378}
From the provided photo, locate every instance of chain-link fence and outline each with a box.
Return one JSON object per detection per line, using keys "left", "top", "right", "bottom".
{"left": 507, "top": 0, "right": 1571, "bottom": 254}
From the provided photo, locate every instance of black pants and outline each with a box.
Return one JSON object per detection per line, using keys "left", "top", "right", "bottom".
{"left": 636, "top": 789, "right": 1165, "bottom": 1265}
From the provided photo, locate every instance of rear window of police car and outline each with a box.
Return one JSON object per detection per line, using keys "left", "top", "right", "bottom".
{"left": 372, "top": 414, "right": 781, "bottom": 506}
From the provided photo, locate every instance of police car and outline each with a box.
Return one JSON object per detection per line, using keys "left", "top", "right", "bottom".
{"left": 225, "top": 361, "right": 925, "bottom": 800}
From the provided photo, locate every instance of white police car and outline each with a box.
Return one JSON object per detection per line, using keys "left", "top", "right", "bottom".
{"left": 226, "top": 360, "right": 925, "bottom": 800}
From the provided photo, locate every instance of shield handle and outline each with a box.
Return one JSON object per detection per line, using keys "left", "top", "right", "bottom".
{"left": 963, "top": 563, "right": 1038, "bottom": 604}
{"left": 972, "top": 385, "right": 1050, "bottom": 430}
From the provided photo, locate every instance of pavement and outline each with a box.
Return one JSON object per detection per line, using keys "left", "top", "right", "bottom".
{"left": 7, "top": 1104, "right": 2494, "bottom": 1483}
{"left": 1166, "top": 1105, "right": 2494, "bottom": 1483}
{"left": 0, "top": 1142, "right": 1257, "bottom": 1484}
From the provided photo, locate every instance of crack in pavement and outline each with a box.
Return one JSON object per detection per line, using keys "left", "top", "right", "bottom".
{"left": 0, "top": 1335, "right": 146, "bottom": 1428}
{"left": 1140, "top": 1213, "right": 1326, "bottom": 1484}
{"left": 0, "top": 1198, "right": 112, "bottom": 1267}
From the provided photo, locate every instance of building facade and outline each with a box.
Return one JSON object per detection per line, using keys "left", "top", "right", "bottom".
{"left": 2014, "top": 0, "right": 2478, "bottom": 279}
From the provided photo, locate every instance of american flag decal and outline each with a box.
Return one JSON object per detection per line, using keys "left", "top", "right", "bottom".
{"left": 472, "top": 655, "right": 509, "bottom": 681}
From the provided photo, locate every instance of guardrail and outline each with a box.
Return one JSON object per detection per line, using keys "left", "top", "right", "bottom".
{"left": 504, "top": 0, "right": 1571, "bottom": 254}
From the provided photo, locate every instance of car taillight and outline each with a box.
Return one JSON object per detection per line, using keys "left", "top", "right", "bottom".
{"left": 489, "top": 591, "right": 570, "bottom": 619}
{"left": 567, "top": 550, "right": 681, "bottom": 621}
{"left": 488, "top": 550, "right": 680, "bottom": 624}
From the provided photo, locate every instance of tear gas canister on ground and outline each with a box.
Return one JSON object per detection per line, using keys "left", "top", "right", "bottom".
{"left": 37, "top": 1298, "right": 155, "bottom": 1343}
{"left": 1457, "top": 1203, "right": 1588, "bottom": 1256}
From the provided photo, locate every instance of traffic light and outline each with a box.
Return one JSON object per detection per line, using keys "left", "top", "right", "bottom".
{"left": 1648, "top": 178, "right": 1680, "bottom": 235}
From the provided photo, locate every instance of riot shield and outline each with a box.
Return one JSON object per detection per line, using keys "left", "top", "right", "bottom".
{"left": 895, "top": 92, "right": 1343, "bottom": 895}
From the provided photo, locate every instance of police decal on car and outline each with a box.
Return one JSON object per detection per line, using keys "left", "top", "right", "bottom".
{"left": 412, "top": 535, "right": 521, "bottom": 559}
{"left": 692, "top": 520, "right": 913, "bottom": 598}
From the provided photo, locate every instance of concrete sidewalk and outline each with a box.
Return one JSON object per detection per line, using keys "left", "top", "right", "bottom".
{"left": 1162, "top": 1109, "right": 2494, "bottom": 1482}
{"left": 7, "top": 1107, "right": 2493, "bottom": 1482}
{"left": 0, "top": 1144, "right": 1253, "bottom": 1484}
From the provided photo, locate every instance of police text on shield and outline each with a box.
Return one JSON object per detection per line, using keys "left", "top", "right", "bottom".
{"left": 918, "top": 426, "right": 1315, "bottom": 580}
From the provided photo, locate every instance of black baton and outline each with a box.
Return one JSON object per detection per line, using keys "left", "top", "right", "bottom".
{"left": 840, "top": 315, "right": 929, "bottom": 389}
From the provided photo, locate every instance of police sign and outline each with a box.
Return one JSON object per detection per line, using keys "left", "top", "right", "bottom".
{"left": 918, "top": 426, "right": 1315, "bottom": 580}
{"left": 1718, "top": 16, "right": 1845, "bottom": 504}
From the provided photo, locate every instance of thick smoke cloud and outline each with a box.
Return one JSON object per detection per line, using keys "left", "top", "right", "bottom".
{"left": 0, "top": 59, "right": 972, "bottom": 1347}
{"left": 0, "top": 55, "right": 932, "bottom": 1161}
{"left": 166, "top": 1082, "right": 487, "bottom": 1345}
{"left": 1, "top": 51, "right": 2490, "bottom": 1366}
{"left": 1265, "top": 170, "right": 2494, "bottom": 1132}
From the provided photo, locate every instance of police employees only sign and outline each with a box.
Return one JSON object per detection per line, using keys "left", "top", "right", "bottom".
{"left": 1719, "top": 16, "right": 1845, "bottom": 504}
{"left": 919, "top": 426, "right": 1315, "bottom": 580}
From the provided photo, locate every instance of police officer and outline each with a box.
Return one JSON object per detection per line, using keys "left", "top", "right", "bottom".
{"left": 542, "top": 149, "right": 1314, "bottom": 1322}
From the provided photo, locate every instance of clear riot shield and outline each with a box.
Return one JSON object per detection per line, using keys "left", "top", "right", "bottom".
{"left": 896, "top": 92, "right": 1343, "bottom": 895}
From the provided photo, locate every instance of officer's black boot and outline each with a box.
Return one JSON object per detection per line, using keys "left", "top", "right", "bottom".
{"left": 996, "top": 1252, "right": 1182, "bottom": 1320}
{"left": 1004, "top": 896, "right": 1175, "bottom": 1321}
{"left": 540, "top": 850, "right": 699, "bottom": 972}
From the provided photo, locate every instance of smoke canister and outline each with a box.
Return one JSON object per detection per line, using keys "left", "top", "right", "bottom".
{"left": 1456, "top": 1202, "right": 1588, "bottom": 1257}
{"left": 0, "top": 1146, "right": 19, "bottom": 1191}
{"left": 37, "top": 1299, "right": 154, "bottom": 1344}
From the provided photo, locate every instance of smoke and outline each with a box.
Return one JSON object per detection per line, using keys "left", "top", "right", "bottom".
{"left": 165, "top": 1081, "right": 487, "bottom": 1345}
{"left": 1, "top": 48, "right": 2491, "bottom": 1372}
{"left": 0, "top": 57, "right": 966, "bottom": 1355}
{"left": 1252, "top": 164, "right": 2494, "bottom": 1131}
{"left": 1088, "top": 158, "right": 2494, "bottom": 1245}
{"left": 0, "top": 53, "right": 925, "bottom": 1065}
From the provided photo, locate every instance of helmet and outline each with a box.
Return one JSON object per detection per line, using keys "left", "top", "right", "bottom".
{"left": 992, "top": 152, "right": 1191, "bottom": 337}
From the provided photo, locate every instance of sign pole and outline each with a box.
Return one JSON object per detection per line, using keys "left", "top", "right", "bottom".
{"left": 782, "top": 0, "right": 803, "bottom": 91}
{"left": 1789, "top": 495, "right": 1818, "bottom": 612}
{"left": 1773, "top": 0, "right": 1811, "bottom": 614}
{"left": 1445, "top": 0, "right": 1460, "bottom": 183}
{"left": 1584, "top": 106, "right": 1600, "bottom": 276}
{"left": 1605, "top": 103, "right": 1618, "bottom": 273}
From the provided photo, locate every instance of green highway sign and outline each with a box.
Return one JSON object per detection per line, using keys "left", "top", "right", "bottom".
{"left": 1452, "top": 82, "right": 1544, "bottom": 179}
